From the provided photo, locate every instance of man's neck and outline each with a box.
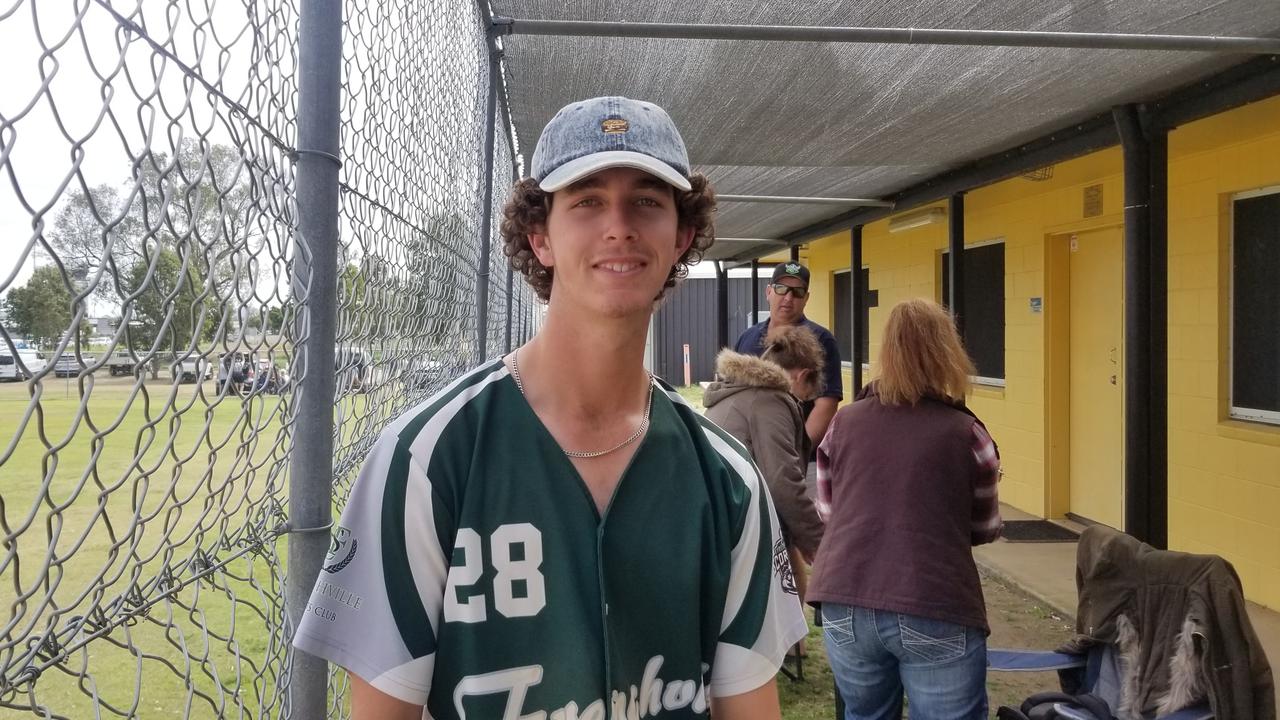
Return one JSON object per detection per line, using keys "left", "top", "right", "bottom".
{"left": 764, "top": 316, "right": 805, "bottom": 335}
{"left": 515, "top": 304, "right": 651, "bottom": 421}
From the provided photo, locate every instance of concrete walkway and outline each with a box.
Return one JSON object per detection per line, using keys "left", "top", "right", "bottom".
{"left": 974, "top": 504, "right": 1280, "bottom": 666}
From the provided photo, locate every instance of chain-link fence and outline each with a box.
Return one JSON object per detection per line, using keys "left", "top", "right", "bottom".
{"left": 0, "top": 1, "right": 533, "bottom": 717}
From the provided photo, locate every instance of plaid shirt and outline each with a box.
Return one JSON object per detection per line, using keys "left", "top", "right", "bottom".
{"left": 817, "top": 419, "right": 1003, "bottom": 545}
{"left": 969, "top": 422, "right": 1003, "bottom": 544}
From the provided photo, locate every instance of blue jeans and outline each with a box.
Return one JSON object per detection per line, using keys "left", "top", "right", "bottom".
{"left": 822, "top": 603, "right": 988, "bottom": 720}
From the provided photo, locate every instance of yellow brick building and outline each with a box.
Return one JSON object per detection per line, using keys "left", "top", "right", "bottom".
{"left": 771, "top": 95, "right": 1280, "bottom": 609}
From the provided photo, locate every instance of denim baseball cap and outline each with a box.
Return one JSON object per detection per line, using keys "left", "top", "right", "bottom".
{"left": 531, "top": 96, "right": 692, "bottom": 192}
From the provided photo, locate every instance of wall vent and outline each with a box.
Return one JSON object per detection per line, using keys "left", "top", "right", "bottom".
{"left": 1083, "top": 184, "right": 1104, "bottom": 217}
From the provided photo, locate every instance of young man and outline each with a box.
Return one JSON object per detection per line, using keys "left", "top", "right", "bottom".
{"left": 734, "top": 263, "right": 843, "bottom": 451}
{"left": 293, "top": 96, "right": 808, "bottom": 720}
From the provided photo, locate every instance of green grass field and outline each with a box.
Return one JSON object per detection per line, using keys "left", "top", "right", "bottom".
{"left": 0, "top": 376, "right": 297, "bottom": 718}
{"left": 0, "top": 368, "right": 432, "bottom": 718}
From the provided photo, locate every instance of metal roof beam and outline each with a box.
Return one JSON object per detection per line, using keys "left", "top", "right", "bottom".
{"left": 491, "top": 17, "right": 1280, "bottom": 53}
{"left": 717, "top": 194, "right": 894, "bottom": 207}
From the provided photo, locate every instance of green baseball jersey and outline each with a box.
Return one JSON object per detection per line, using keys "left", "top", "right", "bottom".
{"left": 293, "top": 359, "right": 807, "bottom": 718}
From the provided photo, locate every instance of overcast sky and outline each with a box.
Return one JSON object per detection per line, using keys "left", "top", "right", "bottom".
{"left": 0, "top": 0, "right": 289, "bottom": 304}
{"left": 0, "top": 0, "right": 542, "bottom": 324}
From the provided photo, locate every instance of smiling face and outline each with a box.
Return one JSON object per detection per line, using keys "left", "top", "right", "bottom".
{"left": 528, "top": 167, "right": 695, "bottom": 320}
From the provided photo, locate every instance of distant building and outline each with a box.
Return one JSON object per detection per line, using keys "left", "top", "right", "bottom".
{"left": 87, "top": 317, "right": 118, "bottom": 336}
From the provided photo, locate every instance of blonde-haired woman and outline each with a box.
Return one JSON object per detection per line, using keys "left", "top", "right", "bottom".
{"left": 808, "top": 298, "right": 1002, "bottom": 720}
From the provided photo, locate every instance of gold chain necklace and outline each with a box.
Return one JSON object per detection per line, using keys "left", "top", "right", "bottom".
{"left": 509, "top": 349, "right": 653, "bottom": 459}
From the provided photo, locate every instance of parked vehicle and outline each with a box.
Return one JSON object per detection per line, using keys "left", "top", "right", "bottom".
{"left": 170, "top": 356, "right": 212, "bottom": 384}
{"left": 0, "top": 349, "right": 48, "bottom": 381}
{"left": 105, "top": 351, "right": 147, "bottom": 376}
{"left": 53, "top": 354, "right": 91, "bottom": 378}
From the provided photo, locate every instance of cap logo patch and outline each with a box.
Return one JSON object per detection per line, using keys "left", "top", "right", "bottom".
{"left": 785, "top": 263, "right": 802, "bottom": 274}
{"left": 601, "top": 118, "right": 629, "bottom": 134}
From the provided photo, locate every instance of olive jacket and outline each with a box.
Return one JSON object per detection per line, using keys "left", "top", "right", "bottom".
{"left": 703, "top": 350, "right": 825, "bottom": 559}
{"left": 1060, "top": 525, "right": 1274, "bottom": 720}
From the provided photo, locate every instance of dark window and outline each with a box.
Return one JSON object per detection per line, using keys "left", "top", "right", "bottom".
{"left": 833, "top": 268, "right": 874, "bottom": 364}
{"left": 941, "top": 243, "right": 1005, "bottom": 381}
{"left": 1232, "top": 190, "right": 1280, "bottom": 423}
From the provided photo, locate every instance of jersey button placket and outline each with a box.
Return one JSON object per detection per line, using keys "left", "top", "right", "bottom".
{"left": 597, "top": 524, "right": 613, "bottom": 701}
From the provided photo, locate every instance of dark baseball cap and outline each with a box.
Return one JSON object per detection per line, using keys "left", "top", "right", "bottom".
{"left": 771, "top": 262, "right": 810, "bottom": 286}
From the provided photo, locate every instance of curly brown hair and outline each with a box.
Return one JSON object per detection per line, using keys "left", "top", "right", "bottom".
{"left": 499, "top": 173, "right": 717, "bottom": 302}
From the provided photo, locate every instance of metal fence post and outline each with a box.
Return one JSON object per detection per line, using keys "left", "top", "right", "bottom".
{"left": 504, "top": 162, "right": 518, "bottom": 353}
{"left": 475, "top": 45, "right": 500, "bottom": 360}
{"left": 288, "top": 0, "right": 342, "bottom": 715}
{"left": 504, "top": 265, "right": 515, "bottom": 353}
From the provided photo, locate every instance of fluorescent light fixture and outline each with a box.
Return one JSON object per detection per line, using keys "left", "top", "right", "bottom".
{"left": 887, "top": 206, "right": 946, "bottom": 233}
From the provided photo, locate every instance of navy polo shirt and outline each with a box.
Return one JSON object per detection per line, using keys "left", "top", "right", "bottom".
{"left": 733, "top": 317, "right": 844, "bottom": 402}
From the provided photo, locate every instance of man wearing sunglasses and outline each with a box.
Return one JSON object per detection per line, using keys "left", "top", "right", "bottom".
{"left": 734, "top": 262, "right": 843, "bottom": 453}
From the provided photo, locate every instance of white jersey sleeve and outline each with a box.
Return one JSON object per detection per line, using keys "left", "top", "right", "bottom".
{"left": 703, "top": 427, "right": 810, "bottom": 698}
{"left": 292, "top": 428, "right": 448, "bottom": 705}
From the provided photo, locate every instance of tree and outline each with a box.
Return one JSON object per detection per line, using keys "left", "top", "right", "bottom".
{"left": 339, "top": 263, "right": 366, "bottom": 304}
{"left": 42, "top": 184, "right": 150, "bottom": 303}
{"left": 266, "top": 304, "right": 286, "bottom": 335}
{"left": 124, "top": 249, "right": 219, "bottom": 361}
{"left": 241, "top": 303, "right": 289, "bottom": 336}
{"left": 3, "top": 265, "right": 88, "bottom": 348}
{"left": 45, "top": 141, "right": 263, "bottom": 310}
{"left": 127, "top": 141, "right": 260, "bottom": 303}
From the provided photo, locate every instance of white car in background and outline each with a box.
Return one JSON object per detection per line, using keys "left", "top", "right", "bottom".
{"left": 0, "top": 349, "right": 48, "bottom": 381}
{"left": 170, "top": 355, "right": 213, "bottom": 384}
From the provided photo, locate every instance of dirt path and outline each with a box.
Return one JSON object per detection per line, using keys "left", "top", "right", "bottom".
{"left": 983, "top": 569, "right": 1078, "bottom": 711}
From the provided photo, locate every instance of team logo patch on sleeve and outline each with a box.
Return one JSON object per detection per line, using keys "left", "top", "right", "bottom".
{"left": 772, "top": 538, "right": 798, "bottom": 595}
{"left": 323, "top": 526, "right": 358, "bottom": 574}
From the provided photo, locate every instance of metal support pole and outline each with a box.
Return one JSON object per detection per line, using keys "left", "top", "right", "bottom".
{"left": 717, "top": 193, "right": 893, "bottom": 207}
{"left": 750, "top": 259, "right": 760, "bottom": 326}
{"left": 1115, "top": 105, "right": 1150, "bottom": 544}
{"left": 504, "top": 264, "right": 514, "bottom": 353}
{"left": 491, "top": 17, "right": 1280, "bottom": 53}
{"left": 947, "top": 194, "right": 965, "bottom": 336}
{"left": 1115, "top": 104, "right": 1167, "bottom": 547}
{"left": 716, "top": 261, "right": 730, "bottom": 351}
{"left": 1148, "top": 129, "right": 1168, "bottom": 550}
{"left": 475, "top": 49, "right": 500, "bottom": 361}
{"left": 850, "top": 225, "right": 864, "bottom": 393}
{"left": 288, "top": 0, "right": 342, "bottom": 715}
{"left": 505, "top": 163, "right": 519, "bottom": 353}
{"left": 790, "top": 245, "right": 801, "bottom": 263}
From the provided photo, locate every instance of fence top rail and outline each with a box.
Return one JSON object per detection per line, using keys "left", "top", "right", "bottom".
{"left": 491, "top": 17, "right": 1280, "bottom": 53}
